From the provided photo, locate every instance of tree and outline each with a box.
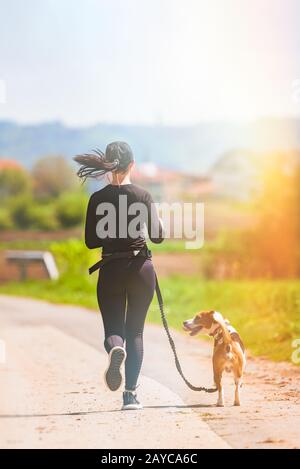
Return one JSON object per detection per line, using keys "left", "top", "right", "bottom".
{"left": 32, "top": 155, "right": 77, "bottom": 199}
{"left": 0, "top": 166, "right": 32, "bottom": 199}
{"left": 254, "top": 152, "right": 300, "bottom": 277}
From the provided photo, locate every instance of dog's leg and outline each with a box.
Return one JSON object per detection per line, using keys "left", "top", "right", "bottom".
{"left": 214, "top": 371, "right": 224, "bottom": 407}
{"left": 233, "top": 374, "right": 242, "bottom": 406}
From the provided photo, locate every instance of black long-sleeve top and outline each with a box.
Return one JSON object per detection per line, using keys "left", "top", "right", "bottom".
{"left": 85, "top": 183, "right": 164, "bottom": 253}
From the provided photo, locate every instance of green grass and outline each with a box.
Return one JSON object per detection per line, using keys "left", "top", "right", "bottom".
{"left": 0, "top": 238, "right": 190, "bottom": 253}
{"left": 147, "top": 277, "right": 300, "bottom": 363}
{"left": 0, "top": 276, "right": 98, "bottom": 310}
{"left": 0, "top": 273, "right": 299, "bottom": 364}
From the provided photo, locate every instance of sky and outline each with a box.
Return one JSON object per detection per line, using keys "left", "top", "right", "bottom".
{"left": 0, "top": 0, "right": 300, "bottom": 126}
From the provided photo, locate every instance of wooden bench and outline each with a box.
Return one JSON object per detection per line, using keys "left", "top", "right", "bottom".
{"left": 5, "top": 251, "right": 59, "bottom": 281}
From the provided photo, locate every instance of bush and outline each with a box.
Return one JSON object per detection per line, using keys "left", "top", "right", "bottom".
{"left": 10, "top": 197, "right": 34, "bottom": 229}
{"left": 10, "top": 197, "right": 58, "bottom": 231}
{"left": 56, "top": 192, "right": 88, "bottom": 228}
{"left": 0, "top": 208, "right": 13, "bottom": 230}
{"left": 27, "top": 204, "right": 59, "bottom": 231}
{"left": 50, "top": 238, "right": 97, "bottom": 276}
{"left": 8, "top": 190, "right": 87, "bottom": 231}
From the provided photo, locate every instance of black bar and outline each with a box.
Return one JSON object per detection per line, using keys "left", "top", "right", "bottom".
{"left": 0, "top": 448, "right": 298, "bottom": 464}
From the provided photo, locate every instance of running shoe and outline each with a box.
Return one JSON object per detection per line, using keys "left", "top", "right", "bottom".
{"left": 122, "top": 390, "right": 143, "bottom": 410}
{"left": 104, "top": 346, "right": 126, "bottom": 391}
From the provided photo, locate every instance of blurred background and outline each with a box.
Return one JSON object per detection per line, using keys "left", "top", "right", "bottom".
{"left": 0, "top": 0, "right": 300, "bottom": 363}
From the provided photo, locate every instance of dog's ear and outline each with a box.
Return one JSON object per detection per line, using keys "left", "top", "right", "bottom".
{"left": 212, "top": 311, "right": 224, "bottom": 324}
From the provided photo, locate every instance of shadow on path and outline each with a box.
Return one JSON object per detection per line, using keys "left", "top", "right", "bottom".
{"left": 0, "top": 404, "right": 214, "bottom": 419}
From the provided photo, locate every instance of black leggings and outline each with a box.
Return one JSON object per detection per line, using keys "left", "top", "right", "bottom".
{"left": 97, "top": 257, "right": 156, "bottom": 390}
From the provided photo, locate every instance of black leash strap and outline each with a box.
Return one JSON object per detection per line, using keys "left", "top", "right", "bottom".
{"left": 154, "top": 273, "right": 217, "bottom": 393}
{"left": 89, "top": 250, "right": 217, "bottom": 394}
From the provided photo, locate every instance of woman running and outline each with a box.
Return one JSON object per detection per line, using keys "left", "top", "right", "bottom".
{"left": 74, "top": 141, "right": 164, "bottom": 410}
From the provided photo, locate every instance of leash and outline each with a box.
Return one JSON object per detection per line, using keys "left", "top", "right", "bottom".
{"left": 154, "top": 273, "right": 217, "bottom": 393}
{"left": 89, "top": 249, "right": 217, "bottom": 394}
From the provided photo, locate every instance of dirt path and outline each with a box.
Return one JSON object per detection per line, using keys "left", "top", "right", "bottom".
{"left": 0, "top": 295, "right": 299, "bottom": 449}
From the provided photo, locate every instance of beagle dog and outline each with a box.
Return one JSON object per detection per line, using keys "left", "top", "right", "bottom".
{"left": 183, "top": 311, "right": 246, "bottom": 406}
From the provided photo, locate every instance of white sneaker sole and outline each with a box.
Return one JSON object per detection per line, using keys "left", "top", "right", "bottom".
{"left": 122, "top": 403, "right": 143, "bottom": 411}
{"left": 104, "top": 346, "right": 126, "bottom": 392}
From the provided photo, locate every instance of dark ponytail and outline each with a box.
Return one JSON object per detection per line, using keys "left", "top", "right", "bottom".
{"left": 73, "top": 141, "right": 134, "bottom": 182}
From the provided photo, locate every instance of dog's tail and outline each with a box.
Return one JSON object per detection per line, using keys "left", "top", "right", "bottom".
{"left": 225, "top": 343, "right": 234, "bottom": 360}
{"left": 213, "top": 311, "right": 232, "bottom": 345}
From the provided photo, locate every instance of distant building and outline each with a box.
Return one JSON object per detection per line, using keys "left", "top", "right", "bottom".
{"left": 131, "top": 163, "right": 213, "bottom": 201}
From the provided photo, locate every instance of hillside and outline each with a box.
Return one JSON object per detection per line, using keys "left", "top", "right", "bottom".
{"left": 0, "top": 118, "right": 300, "bottom": 173}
